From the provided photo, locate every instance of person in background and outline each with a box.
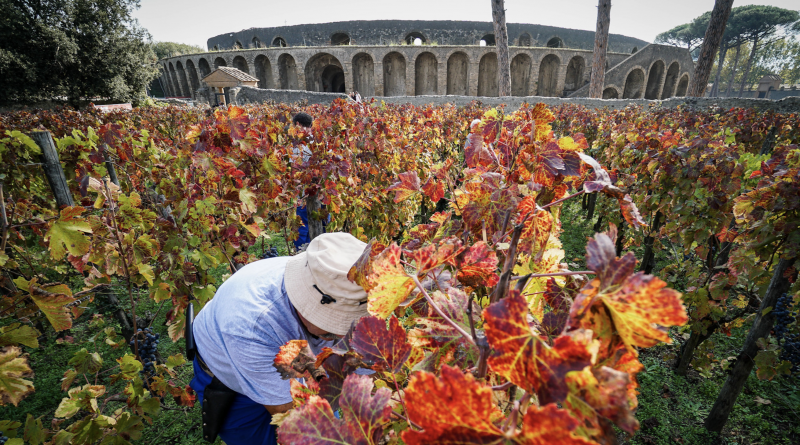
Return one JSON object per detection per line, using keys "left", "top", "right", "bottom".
{"left": 291, "top": 112, "right": 325, "bottom": 251}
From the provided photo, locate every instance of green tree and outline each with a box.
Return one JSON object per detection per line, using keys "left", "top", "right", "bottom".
{"left": 0, "top": 0, "right": 158, "bottom": 105}
{"left": 656, "top": 21, "right": 705, "bottom": 52}
{"left": 151, "top": 41, "right": 205, "bottom": 60}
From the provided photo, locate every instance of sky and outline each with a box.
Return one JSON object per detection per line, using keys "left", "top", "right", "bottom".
{"left": 132, "top": 0, "right": 799, "bottom": 50}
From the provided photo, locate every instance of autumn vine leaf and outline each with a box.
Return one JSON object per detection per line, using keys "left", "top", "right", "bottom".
{"left": 279, "top": 374, "right": 391, "bottom": 445}
{"left": 387, "top": 171, "right": 420, "bottom": 203}
{"left": 483, "top": 292, "right": 593, "bottom": 403}
{"left": 273, "top": 340, "right": 325, "bottom": 381}
{"left": 570, "top": 231, "right": 688, "bottom": 355}
{"left": 14, "top": 278, "right": 75, "bottom": 332}
{"left": 351, "top": 316, "right": 412, "bottom": 373}
{"left": 0, "top": 346, "right": 35, "bottom": 406}
{"left": 357, "top": 243, "right": 415, "bottom": 318}
{"left": 44, "top": 206, "right": 92, "bottom": 260}
{"left": 402, "top": 365, "right": 505, "bottom": 445}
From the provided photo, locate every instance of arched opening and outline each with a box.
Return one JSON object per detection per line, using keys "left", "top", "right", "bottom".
{"left": 331, "top": 32, "right": 350, "bottom": 45}
{"left": 602, "top": 87, "right": 619, "bottom": 99}
{"left": 212, "top": 45, "right": 219, "bottom": 51}
{"left": 675, "top": 75, "right": 689, "bottom": 96}
{"left": 252, "top": 37, "right": 263, "bottom": 48}
{"left": 198, "top": 58, "right": 211, "bottom": 78}
{"left": 383, "top": 52, "right": 406, "bottom": 96}
{"left": 447, "top": 52, "right": 469, "bottom": 95}
{"left": 278, "top": 54, "right": 299, "bottom": 90}
{"left": 478, "top": 52, "right": 498, "bottom": 97}
{"left": 645, "top": 60, "right": 665, "bottom": 99}
{"left": 661, "top": 62, "right": 680, "bottom": 99}
{"left": 272, "top": 37, "right": 287, "bottom": 47}
{"left": 631, "top": 46, "right": 638, "bottom": 54}
{"left": 564, "top": 56, "right": 585, "bottom": 93}
{"left": 518, "top": 33, "right": 532, "bottom": 47}
{"left": 481, "top": 34, "right": 496, "bottom": 46}
{"left": 510, "top": 53, "right": 531, "bottom": 96}
{"left": 167, "top": 63, "right": 177, "bottom": 96}
{"left": 186, "top": 60, "right": 200, "bottom": 97}
{"left": 232, "top": 56, "right": 250, "bottom": 75}
{"left": 214, "top": 57, "right": 227, "bottom": 69}
{"left": 622, "top": 68, "right": 645, "bottom": 98}
{"left": 405, "top": 32, "right": 427, "bottom": 45}
{"left": 305, "top": 53, "right": 345, "bottom": 92}
{"left": 537, "top": 54, "right": 560, "bottom": 97}
{"left": 352, "top": 53, "right": 374, "bottom": 96}
{"left": 254, "top": 55, "right": 273, "bottom": 89}
{"left": 176, "top": 61, "right": 190, "bottom": 97}
{"left": 415, "top": 52, "right": 438, "bottom": 96}
{"left": 163, "top": 64, "right": 175, "bottom": 96}
{"left": 233, "top": 41, "right": 243, "bottom": 50}
{"left": 546, "top": 37, "right": 563, "bottom": 48}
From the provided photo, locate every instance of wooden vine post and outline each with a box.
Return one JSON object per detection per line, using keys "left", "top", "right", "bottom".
{"left": 31, "top": 130, "right": 74, "bottom": 208}
{"left": 704, "top": 257, "right": 798, "bottom": 432}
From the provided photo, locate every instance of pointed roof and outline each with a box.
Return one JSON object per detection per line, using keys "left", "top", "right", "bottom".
{"left": 201, "top": 67, "right": 259, "bottom": 87}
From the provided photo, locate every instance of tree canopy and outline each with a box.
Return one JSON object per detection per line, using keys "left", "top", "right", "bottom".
{"left": 0, "top": 0, "right": 159, "bottom": 105}
{"left": 152, "top": 42, "right": 206, "bottom": 60}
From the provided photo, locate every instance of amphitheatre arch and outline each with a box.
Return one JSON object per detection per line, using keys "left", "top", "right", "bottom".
{"left": 564, "top": 56, "right": 585, "bottom": 93}
{"left": 272, "top": 37, "right": 287, "bottom": 47}
{"left": 546, "top": 36, "right": 563, "bottom": 48}
{"left": 214, "top": 57, "right": 227, "bottom": 69}
{"left": 232, "top": 56, "right": 250, "bottom": 75}
{"left": 675, "top": 74, "right": 689, "bottom": 96}
{"left": 177, "top": 61, "right": 190, "bottom": 97}
{"left": 185, "top": 60, "right": 200, "bottom": 97}
{"left": 537, "top": 54, "right": 560, "bottom": 97}
{"left": 305, "top": 53, "right": 345, "bottom": 93}
{"left": 198, "top": 58, "right": 211, "bottom": 78}
{"left": 234, "top": 41, "right": 243, "bottom": 50}
{"left": 661, "top": 62, "right": 680, "bottom": 99}
{"left": 622, "top": 68, "right": 645, "bottom": 98}
{"left": 518, "top": 33, "right": 532, "bottom": 46}
{"left": 446, "top": 52, "right": 469, "bottom": 95}
{"left": 602, "top": 87, "right": 619, "bottom": 99}
{"left": 331, "top": 32, "right": 350, "bottom": 45}
{"left": 478, "top": 52, "right": 498, "bottom": 96}
{"left": 644, "top": 60, "right": 665, "bottom": 99}
{"left": 352, "top": 53, "right": 375, "bottom": 96}
{"left": 278, "top": 54, "right": 299, "bottom": 89}
{"left": 383, "top": 52, "right": 406, "bottom": 96}
{"left": 405, "top": 32, "right": 426, "bottom": 45}
{"left": 415, "top": 52, "right": 438, "bottom": 96}
{"left": 254, "top": 55, "right": 274, "bottom": 89}
{"left": 252, "top": 37, "right": 263, "bottom": 48}
{"left": 167, "top": 63, "right": 177, "bottom": 96}
{"left": 481, "top": 34, "right": 496, "bottom": 46}
{"left": 510, "top": 53, "right": 531, "bottom": 96}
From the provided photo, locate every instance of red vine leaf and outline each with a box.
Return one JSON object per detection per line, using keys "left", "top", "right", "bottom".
{"left": 351, "top": 315, "right": 412, "bottom": 373}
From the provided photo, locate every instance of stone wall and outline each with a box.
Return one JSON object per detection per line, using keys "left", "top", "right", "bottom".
{"left": 216, "top": 86, "right": 800, "bottom": 114}
{"left": 569, "top": 44, "right": 695, "bottom": 100}
{"left": 207, "top": 20, "right": 648, "bottom": 54}
{"left": 160, "top": 43, "right": 688, "bottom": 102}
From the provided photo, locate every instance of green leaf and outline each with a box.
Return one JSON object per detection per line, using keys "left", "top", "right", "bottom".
{"left": 45, "top": 206, "right": 92, "bottom": 260}
{"left": 116, "top": 354, "right": 143, "bottom": 379}
{"left": 71, "top": 415, "right": 110, "bottom": 445}
{"left": 240, "top": 187, "right": 257, "bottom": 214}
{"left": 54, "top": 398, "right": 81, "bottom": 418}
{"left": 139, "top": 396, "right": 161, "bottom": 416}
{"left": 69, "top": 348, "right": 103, "bottom": 374}
{"left": 107, "top": 412, "right": 143, "bottom": 443}
{"left": 165, "top": 354, "right": 186, "bottom": 370}
{"left": 6, "top": 439, "right": 24, "bottom": 445}
{"left": 0, "top": 324, "right": 41, "bottom": 348}
{"left": 136, "top": 263, "right": 154, "bottom": 285}
{"left": 50, "top": 430, "right": 75, "bottom": 445}
{"left": 8, "top": 131, "right": 41, "bottom": 154}
{"left": 24, "top": 414, "right": 45, "bottom": 445}
{"left": 0, "top": 346, "right": 34, "bottom": 406}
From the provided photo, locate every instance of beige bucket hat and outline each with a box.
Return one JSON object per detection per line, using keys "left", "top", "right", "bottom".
{"left": 285, "top": 233, "right": 369, "bottom": 336}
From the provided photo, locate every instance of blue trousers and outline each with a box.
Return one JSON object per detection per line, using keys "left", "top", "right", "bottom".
{"left": 189, "top": 357, "right": 278, "bottom": 445}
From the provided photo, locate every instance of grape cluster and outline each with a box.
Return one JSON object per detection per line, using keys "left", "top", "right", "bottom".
{"left": 774, "top": 293, "right": 799, "bottom": 372}
{"left": 130, "top": 327, "right": 160, "bottom": 376}
{"left": 0, "top": 431, "right": 8, "bottom": 444}
{"left": 262, "top": 246, "right": 279, "bottom": 259}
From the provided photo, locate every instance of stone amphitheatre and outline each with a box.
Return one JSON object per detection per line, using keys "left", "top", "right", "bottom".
{"left": 157, "top": 20, "right": 695, "bottom": 102}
